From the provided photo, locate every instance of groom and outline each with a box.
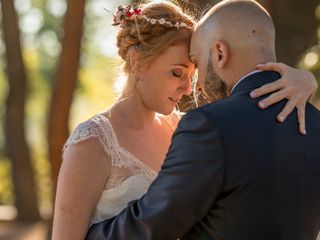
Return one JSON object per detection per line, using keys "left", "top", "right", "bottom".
{"left": 87, "top": 0, "right": 320, "bottom": 239}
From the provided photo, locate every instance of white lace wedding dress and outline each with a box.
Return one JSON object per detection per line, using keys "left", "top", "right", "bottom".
{"left": 62, "top": 111, "right": 180, "bottom": 225}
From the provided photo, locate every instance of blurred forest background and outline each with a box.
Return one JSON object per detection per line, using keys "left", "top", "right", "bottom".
{"left": 0, "top": 0, "right": 319, "bottom": 239}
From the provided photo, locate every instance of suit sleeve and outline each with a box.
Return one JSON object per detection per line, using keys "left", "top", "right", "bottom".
{"left": 86, "top": 108, "right": 225, "bottom": 240}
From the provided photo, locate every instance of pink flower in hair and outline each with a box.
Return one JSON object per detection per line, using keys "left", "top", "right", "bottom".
{"left": 134, "top": 8, "right": 142, "bottom": 15}
{"left": 112, "top": 5, "right": 142, "bottom": 26}
{"left": 126, "top": 9, "right": 134, "bottom": 17}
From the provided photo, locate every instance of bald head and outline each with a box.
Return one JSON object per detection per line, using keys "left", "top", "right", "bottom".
{"left": 195, "top": 0, "right": 276, "bottom": 60}
{"left": 190, "top": 0, "right": 277, "bottom": 98}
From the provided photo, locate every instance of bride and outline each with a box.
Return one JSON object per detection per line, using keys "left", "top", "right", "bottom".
{"left": 51, "top": 1, "right": 318, "bottom": 239}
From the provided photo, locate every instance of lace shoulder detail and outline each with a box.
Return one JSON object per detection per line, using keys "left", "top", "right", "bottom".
{"left": 62, "top": 114, "right": 116, "bottom": 159}
{"left": 62, "top": 114, "right": 157, "bottom": 179}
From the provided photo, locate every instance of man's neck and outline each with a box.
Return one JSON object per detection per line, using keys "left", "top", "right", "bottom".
{"left": 224, "top": 52, "right": 275, "bottom": 91}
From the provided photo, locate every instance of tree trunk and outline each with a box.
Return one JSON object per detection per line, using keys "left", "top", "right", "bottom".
{"left": 48, "top": 0, "right": 86, "bottom": 193}
{"left": 1, "top": 0, "right": 40, "bottom": 222}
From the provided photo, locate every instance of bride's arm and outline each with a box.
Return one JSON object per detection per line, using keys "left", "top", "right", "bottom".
{"left": 250, "top": 63, "right": 318, "bottom": 134}
{"left": 52, "top": 137, "right": 111, "bottom": 240}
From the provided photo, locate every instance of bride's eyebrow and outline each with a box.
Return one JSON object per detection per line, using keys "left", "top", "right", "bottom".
{"left": 172, "top": 64, "right": 190, "bottom": 68}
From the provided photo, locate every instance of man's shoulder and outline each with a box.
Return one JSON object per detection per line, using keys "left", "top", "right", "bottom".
{"left": 176, "top": 105, "right": 221, "bottom": 134}
{"left": 198, "top": 94, "right": 248, "bottom": 118}
{"left": 178, "top": 96, "right": 243, "bottom": 129}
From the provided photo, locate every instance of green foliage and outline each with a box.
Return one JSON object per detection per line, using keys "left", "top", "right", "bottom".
{"left": 0, "top": 157, "right": 14, "bottom": 205}
{"left": 70, "top": 52, "right": 118, "bottom": 129}
{"left": 0, "top": 69, "right": 8, "bottom": 155}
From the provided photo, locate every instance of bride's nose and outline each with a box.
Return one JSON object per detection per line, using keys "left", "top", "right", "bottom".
{"left": 180, "top": 78, "right": 192, "bottom": 96}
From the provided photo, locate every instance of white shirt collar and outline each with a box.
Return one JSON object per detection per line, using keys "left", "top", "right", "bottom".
{"left": 231, "top": 70, "right": 263, "bottom": 93}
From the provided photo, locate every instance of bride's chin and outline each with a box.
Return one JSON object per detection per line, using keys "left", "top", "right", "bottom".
{"left": 157, "top": 105, "right": 174, "bottom": 116}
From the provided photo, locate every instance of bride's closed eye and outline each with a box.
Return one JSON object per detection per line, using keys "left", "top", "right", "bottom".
{"left": 171, "top": 69, "right": 183, "bottom": 78}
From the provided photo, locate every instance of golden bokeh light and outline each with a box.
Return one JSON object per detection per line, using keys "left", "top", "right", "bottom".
{"left": 304, "top": 52, "right": 319, "bottom": 68}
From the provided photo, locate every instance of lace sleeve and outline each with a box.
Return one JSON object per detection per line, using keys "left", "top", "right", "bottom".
{"left": 62, "top": 116, "right": 112, "bottom": 160}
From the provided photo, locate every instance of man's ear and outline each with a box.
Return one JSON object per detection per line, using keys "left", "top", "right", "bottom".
{"left": 212, "top": 41, "right": 229, "bottom": 68}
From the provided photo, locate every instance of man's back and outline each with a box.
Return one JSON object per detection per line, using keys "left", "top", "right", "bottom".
{"left": 183, "top": 71, "right": 320, "bottom": 240}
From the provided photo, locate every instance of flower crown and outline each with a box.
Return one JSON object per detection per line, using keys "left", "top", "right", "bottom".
{"left": 112, "top": 5, "right": 192, "bottom": 30}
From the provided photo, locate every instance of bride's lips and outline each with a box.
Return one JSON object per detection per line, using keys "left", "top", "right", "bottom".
{"left": 169, "top": 97, "right": 180, "bottom": 103}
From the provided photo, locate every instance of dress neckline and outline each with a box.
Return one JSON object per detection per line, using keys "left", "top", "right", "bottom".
{"left": 97, "top": 113, "right": 158, "bottom": 176}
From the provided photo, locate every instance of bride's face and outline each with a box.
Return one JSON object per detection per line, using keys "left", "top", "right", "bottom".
{"left": 136, "top": 43, "right": 195, "bottom": 115}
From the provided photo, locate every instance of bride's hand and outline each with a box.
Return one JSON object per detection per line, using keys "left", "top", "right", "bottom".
{"left": 249, "top": 62, "right": 318, "bottom": 135}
